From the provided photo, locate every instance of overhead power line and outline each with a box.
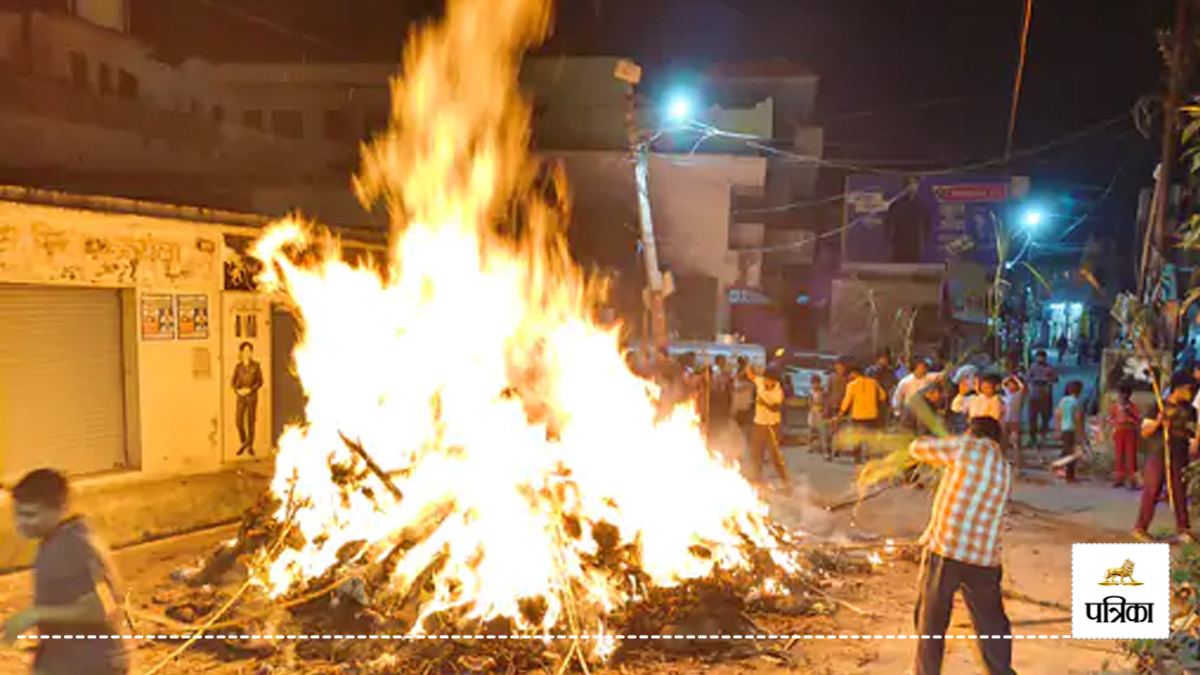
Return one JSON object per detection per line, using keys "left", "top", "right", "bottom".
{"left": 1005, "top": 0, "right": 1036, "bottom": 160}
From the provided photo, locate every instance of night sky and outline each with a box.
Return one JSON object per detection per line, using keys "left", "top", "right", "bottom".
{"left": 133, "top": 0, "right": 1174, "bottom": 246}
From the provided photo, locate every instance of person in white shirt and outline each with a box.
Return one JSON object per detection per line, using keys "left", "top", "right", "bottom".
{"left": 745, "top": 366, "right": 791, "bottom": 493}
{"left": 966, "top": 373, "right": 1006, "bottom": 422}
{"left": 949, "top": 375, "right": 976, "bottom": 433}
{"left": 893, "top": 359, "right": 946, "bottom": 431}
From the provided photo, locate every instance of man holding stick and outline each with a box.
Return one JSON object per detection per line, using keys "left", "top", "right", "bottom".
{"left": 907, "top": 417, "right": 1015, "bottom": 675}
{"left": 1133, "top": 372, "right": 1197, "bottom": 544}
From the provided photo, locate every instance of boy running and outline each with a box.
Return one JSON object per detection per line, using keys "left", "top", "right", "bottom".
{"left": 2, "top": 469, "right": 130, "bottom": 675}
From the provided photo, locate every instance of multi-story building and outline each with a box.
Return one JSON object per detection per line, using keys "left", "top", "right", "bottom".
{"left": 0, "top": 0, "right": 397, "bottom": 564}
{"left": 0, "top": 0, "right": 392, "bottom": 227}
{"left": 522, "top": 56, "right": 825, "bottom": 347}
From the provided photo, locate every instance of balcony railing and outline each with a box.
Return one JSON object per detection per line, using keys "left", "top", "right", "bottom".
{"left": 0, "top": 65, "right": 222, "bottom": 148}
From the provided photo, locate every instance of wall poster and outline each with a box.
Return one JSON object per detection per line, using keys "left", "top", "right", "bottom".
{"left": 222, "top": 293, "right": 272, "bottom": 462}
{"left": 140, "top": 294, "right": 176, "bottom": 340}
{"left": 176, "top": 294, "right": 210, "bottom": 340}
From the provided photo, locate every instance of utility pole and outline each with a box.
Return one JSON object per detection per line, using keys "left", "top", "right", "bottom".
{"left": 1144, "top": 0, "right": 1192, "bottom": 327}
{"left": 615, "top": 59, "right": 669, "bottom": 357}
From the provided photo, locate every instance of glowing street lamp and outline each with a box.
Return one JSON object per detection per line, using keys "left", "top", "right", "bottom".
{"left": 666, "top": 94, "right": 693, "bottom": 123}
{"left": 1020, "top": 207, "right": 1045, "bottom": 229}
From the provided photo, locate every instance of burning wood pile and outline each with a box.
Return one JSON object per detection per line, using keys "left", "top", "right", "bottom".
{"left": 154, "top": 494, "right": 905, "bottom": 673}
{"left": 145, "top": 0, "right": 918, "bottom": 671}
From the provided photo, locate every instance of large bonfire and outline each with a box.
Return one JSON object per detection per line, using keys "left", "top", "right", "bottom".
{"left": 239, "top": 0, "right": 807, "bottom": 658}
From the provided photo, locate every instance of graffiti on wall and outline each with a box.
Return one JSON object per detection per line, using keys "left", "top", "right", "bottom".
{"left": 223, "top": 234, "right": 263, "bottom": 292}
{"left": 0, "top": 214, "right": 220, "bottom": 287}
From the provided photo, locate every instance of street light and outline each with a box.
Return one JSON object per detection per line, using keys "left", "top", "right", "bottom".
{"left": 614, "top": 59, "right": 668, "bottom": 355}
{"left": 1020, "top": 207, "right": 1045, "bottom": 230}
{"left": 665, "top": 94, "right": 693, "bottom": 124}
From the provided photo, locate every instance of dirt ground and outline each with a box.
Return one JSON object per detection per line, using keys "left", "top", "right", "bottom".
{"left": 0, "top": 449, "right": 1141, "bottom": 675}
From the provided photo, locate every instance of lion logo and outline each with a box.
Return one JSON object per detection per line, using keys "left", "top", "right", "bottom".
{"left": 1098, "top": 559, "right": 1142, "bottom": 586}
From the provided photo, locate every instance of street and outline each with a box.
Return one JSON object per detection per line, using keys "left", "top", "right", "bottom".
{"left": 0, "top": 441, "right": 1146, "bottom": 675}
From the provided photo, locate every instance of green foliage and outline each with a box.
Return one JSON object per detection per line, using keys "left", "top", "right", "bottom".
{"left": 1121, "top": 533, "right": 1200, "bottom": 672}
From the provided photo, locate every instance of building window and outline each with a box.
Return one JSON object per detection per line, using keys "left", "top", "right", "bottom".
{"left": 243, "top": 109, "right": 264, "bottom": 130}
{"left": 212, "top": 105, "right": 225, "bottom": 124}
{"left": 116, "top": 69, "right": 138, "bottom": 100}
{"left": 68, "top": 51, "right": 88, "bottom": 90}
{"left": 323, "top": 110, "right": 348, "bottom": 141}
{"left": 97, "top": 63, "right": 111, "bottom": 95}
{"left": 271, "top": 110, "right": 304, "bottom": 139}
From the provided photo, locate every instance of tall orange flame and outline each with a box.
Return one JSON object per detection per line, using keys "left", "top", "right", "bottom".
{"left": 248, "top": 0, "right": 801, "bottom": 650}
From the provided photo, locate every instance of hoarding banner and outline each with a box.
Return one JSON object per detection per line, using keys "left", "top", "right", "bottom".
{"left": 843, "top": 174, "right": 1022, "bottom": 266}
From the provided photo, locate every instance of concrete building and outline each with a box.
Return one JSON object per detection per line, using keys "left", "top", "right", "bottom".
{"left": 524, "top": 56, "right": 818, "bottom": 346}
{"left": 0, "top": 185, "right": 383, "bottom": 567}
{"left": 0, "top": 0, "right": 388, "bottom": 227}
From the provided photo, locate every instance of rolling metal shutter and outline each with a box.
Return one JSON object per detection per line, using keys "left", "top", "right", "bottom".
{"left": 0, "top": 284, "right": 127, "bottom": 480}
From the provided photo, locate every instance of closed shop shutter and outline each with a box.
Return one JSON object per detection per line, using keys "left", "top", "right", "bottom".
{"left": 270, "top": 305, "right": 306, "bottom": 444}
{"left": 0, "top": 285, "right": 127, "bottom": 480}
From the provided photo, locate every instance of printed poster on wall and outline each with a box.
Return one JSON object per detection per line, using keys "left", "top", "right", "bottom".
{"left": 842, "top": 174, "right": 1026, "bottom": 266}
{"left": 140, "top": 294, "right": 176, "bottom": 340}
{"left": 176, "top": 294, "right": 210, "bottom": 340}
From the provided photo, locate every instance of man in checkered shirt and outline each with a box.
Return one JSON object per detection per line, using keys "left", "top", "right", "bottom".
{"left": 907, "top": 416, "right": 1015, "bottom": 675}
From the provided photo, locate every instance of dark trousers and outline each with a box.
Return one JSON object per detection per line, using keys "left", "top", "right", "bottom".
{"left": 1028, "top": 395, "right": 1052, "bottom": 445}
{"left": 1136, "top": 443, "right": 1190, "bottom": 532}
{"left": 748, "top": 423, "right": 790, "bottom": 485}
{"left": 914, "top": 550, "right": 1015, "bottom": 675}
{"left": 236, "top": 394, "right": 258, "bottom": 452}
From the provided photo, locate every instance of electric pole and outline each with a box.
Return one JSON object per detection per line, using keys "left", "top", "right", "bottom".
{"left": 1144, "top": 0, "right": 1192, "bottom": 328}
{"left": 614, "top": 59, "right": 669, "bottom": 357}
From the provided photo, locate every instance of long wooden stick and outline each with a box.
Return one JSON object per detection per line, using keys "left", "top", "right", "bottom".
{"left": 339, "top": 431, "right": 404, "bottom": 502}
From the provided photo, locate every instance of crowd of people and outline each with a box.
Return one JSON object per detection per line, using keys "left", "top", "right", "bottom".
{"left": 632, "top": 344, "right": 1197, "bottom": 543}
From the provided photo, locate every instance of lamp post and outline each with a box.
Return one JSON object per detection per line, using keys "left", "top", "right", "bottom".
{"left": 614, "top": 59, "right": 668, "bottom": 357}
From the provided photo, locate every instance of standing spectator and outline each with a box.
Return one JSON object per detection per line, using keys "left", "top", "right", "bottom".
{"left": 893, "top": 359, "right": 946, "bottom": 431}
{"left": 731, "top": 356, "right": 756, "bottom": 443}
{"left": 745, "top": 366, "right": 791, "bottom": 493}
{"left": 1056, "top": 335, "right": 1069, "bottom": 364}
{"left": 948, "top": 375, "right": 976, "bottom": 434}
{"left": 1108, "top": 384, "right": 1141, "bottom": 490}
{"left": 839, "top": 365, "right": 887, "bottom": 465}
{"left": 808, "top": 374, "right": 828, "bottom": 455}
{"left": 966, "top": 373, "right": 1005, "bottom": 422}
{"left": 1053, "top": 380, "right": 1085, "bottom": 483}
{"left": 907, "top": 417, "right": 1015, "bottom": 675}
{"left": 868, "top": 352, "right": 899, "bottom": 423}
{"left": 1134, "top": 373, "right": 1197, "bottom": 543}
{"left": 1000, "top": 374, "right": 1025, "bottom": 473}
{"left": 707, "top": 354, "right": 733, "bottom": 439}
{"left": 1026, "top": 350, "right": 1059, "bottom": 450}
{"left": 825, "top": 360, "right": 850, "bottom": 462}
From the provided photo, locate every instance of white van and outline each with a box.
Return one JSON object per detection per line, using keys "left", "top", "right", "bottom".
{"left": 626, "top": 340, "right": 768, "bottom": 369}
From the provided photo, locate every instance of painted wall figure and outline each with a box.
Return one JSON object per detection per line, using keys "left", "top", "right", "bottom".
{"left": 231, "top": 341, "right": 264, "bottom": 456}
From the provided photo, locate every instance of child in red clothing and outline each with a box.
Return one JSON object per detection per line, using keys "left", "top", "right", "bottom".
{"left": 1108, "top": 384, "right": 1140, "bottom": 489}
